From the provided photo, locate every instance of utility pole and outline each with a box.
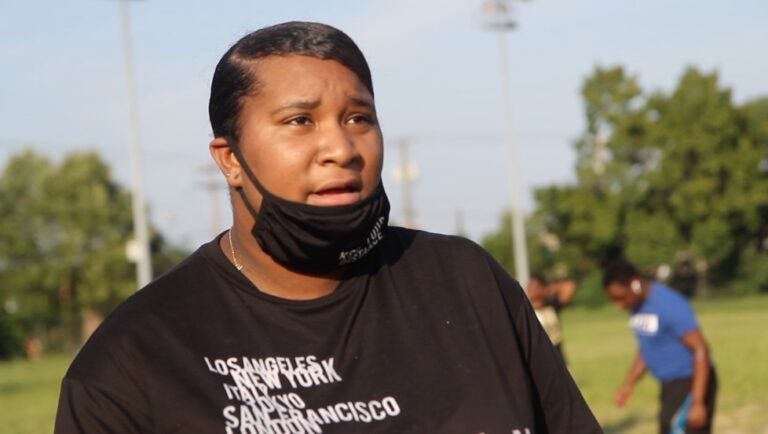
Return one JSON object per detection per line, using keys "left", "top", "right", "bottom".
{"left": 200, "top": 164, "right": 227, "bottom": 237}
{"left": 482, "top": 0, "right": 530, "bottom": 287}
{"left": 118, "top": 0, "right": 152, "bottom": 289}
{"left": 392, "top": 138, "right": 419, "bottom": 228}
{"left": 454, "top": 208, "right": 468, "bottom": 238}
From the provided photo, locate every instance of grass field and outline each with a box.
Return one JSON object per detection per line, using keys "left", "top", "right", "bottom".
{"left": 1, "top": 295, "right": 767, "bottom": 433}
{"left": 0, "top": 353, "right": 70, "bottom": 434}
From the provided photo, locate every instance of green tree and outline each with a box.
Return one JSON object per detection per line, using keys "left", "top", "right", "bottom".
{"left": 482, "top": 66, "right": 768, "bottom": 301}
{"left": 643, "top": 69, "right": 768, "bottom": 293}
{"left": 0, "top": 148, "right": 188, "bottom": 355}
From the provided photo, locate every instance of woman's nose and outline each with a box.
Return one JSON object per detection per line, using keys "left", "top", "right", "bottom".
{"left": 316, "top": 124, "right": 361, "bottom": 167}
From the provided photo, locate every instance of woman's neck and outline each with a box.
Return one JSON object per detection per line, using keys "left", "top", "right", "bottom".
{"left": 221, "top": 226, "right": 344, "bottom": 300}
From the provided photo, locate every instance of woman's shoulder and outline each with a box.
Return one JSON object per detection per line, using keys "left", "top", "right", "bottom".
{"left": 380, "top": 226, "right": 497, "bottom": 272}
{"left": 65, "top": 244, "right": 220, "bottom": 378}
{"left": 379, "top": 226, "right": 527, "bottom": 311}
{"left": 386, "top": 226, "right": 483, "bottom": 249}
{"left": 81, "top": 242, "right": 218, "bottom": 343}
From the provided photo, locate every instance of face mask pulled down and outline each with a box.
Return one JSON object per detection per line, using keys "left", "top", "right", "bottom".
{"left": 230, "top": 143, "right": 390, "bottom": 274}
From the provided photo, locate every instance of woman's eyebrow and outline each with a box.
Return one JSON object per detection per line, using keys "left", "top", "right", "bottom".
{"left": 269, "top": 95, "right": 374, "bottom": 115}
{"left": 270, "top": 99, "right": 321, "bottom": 115}
{"left": 348, "top": 96, "right": 374, "bottom": 109}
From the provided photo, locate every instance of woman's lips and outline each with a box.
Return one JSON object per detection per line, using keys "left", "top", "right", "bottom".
{"left": 308, "top": 187, "right": 362, "bottom": 206}
{"left": 309, "top": 178, "right": 363, "bottom": 206}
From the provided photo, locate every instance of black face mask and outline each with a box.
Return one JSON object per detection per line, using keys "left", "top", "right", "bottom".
{"left": 230, "top": 142, "right": 390, "bottom": 274}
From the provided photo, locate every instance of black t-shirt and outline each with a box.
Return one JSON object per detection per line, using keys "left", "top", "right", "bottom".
{"left": 544, "top": 294, "right": 563, "bottom": 313}
{"left": 55, "top": 228, "right": 602, "bottom": 433}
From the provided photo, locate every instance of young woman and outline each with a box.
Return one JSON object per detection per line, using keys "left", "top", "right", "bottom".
{"left": 55, "top": 22, "right": 601, "bottom": 433}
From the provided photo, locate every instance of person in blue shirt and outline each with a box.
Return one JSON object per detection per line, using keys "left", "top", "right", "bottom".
{"left": 603, "top": 259, "right": 717, "bottom": 434}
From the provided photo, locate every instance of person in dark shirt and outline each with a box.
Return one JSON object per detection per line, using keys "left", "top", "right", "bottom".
{"left": 526, "top": 273, "right": 576, "bottom": 361}
{"left": 603, "top": 259, "right": 716, "bottom": 434}
{"left": 54, "top": 21, "right": 602, "bottom": 433}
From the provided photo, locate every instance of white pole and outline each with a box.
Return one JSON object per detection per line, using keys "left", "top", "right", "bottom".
{"left": 483, "top": 0, "right": 530, "bottom": 287}
{"left": 399, "top": 138, "right": 416, "bottom": 228}
{"left": 119, "top": 0, "right": 153, "bottom": 289}
{"left": 496, "top": 31, "right": 530, "bottom": 287}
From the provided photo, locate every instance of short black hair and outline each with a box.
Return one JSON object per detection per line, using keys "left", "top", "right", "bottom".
{"left": 529, "top": 272, "right": 548, "bottom": 286}
{"left": 602, "top": 258, "right": 641, "bottom": 289}
{"left": 208, "top": 21, "right": 374, "bottom": 140}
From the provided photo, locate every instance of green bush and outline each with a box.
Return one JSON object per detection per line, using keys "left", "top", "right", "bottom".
{"left": 732, "top": 246, "right": 768, "bottom": 294}
{"left": 0, "top": 310, "right": 23, "bottom": 360}
{"left": 572, "top": 269, "right": 607, "bottom": 308}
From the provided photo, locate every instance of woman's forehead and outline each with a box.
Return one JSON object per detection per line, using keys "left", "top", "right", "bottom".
{"left": 238, "top": 58, "right": 370, "bottom": 113}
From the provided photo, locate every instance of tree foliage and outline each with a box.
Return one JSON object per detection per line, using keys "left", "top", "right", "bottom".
{"left": 483, "top": 66, "right": 768, "bottom": 302}
{"left": 0, "top": 149, "right": 187, "bottom": 355}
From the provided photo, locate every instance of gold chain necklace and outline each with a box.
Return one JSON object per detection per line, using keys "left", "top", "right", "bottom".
{"left": 228, "top": 228, "right": 244, "bottom": 271}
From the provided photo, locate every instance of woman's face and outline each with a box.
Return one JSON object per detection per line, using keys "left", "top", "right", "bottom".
{"left": 235, "top": 54, "right": 383, "bottom": 208}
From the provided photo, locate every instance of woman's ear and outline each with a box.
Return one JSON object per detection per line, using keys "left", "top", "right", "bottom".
{"left": 209, "top": 137, "right": 243, "bottom": 188}
{"left": 630, "top": 279, "right": 641, "bottom": 295}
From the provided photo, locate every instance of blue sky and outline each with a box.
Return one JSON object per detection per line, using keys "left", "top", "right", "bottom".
{"left": 2, "top": 0, "right": 766, "bottom": 248}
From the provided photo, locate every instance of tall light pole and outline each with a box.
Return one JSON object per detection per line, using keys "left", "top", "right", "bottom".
{"left": 483, "top": 0, "right": 530, "bottom": 287}
{"left": 394, "top": 138, "right": 419, "bottom": 228}
{"left": 119, "top": 0, "right": 153, "bottom": 289}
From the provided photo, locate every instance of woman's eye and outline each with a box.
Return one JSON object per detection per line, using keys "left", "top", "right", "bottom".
{"left": 287, "top": 116, "right": 312, "bottom": 126}
{"left": 348, "top": 114, "right": 374, "bottom": 125}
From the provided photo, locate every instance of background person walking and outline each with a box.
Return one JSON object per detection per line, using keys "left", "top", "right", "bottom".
{"left": 603, "top": 259, "right": 717, "bottom": 434}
